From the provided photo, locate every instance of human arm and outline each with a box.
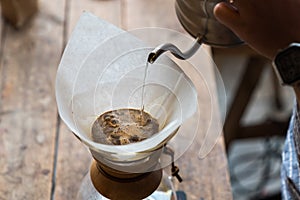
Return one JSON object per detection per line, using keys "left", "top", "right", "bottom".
{"left": 213, "top": 0, "right": 300, "bottom": 60}
{"left": 213, "top": 0, "right": 300, "bottom": 104}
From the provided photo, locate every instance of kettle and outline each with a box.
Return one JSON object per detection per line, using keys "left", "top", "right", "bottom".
{"left": 148, "top": 0, "right": 243, "bottom": 63}
{"left": 175, "top": 0, "right": 242, "bottom": 47}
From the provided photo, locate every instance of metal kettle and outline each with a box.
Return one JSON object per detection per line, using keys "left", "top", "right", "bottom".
{"left": 148, "top": 0, "right": 243, "bottom": 63}
{"left": 175, "top": 0, "right": 243, "bottom": 47}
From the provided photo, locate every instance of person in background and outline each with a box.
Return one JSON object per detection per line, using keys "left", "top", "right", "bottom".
{"left": 213, "top": 0, "right": 300, "bottom": 199}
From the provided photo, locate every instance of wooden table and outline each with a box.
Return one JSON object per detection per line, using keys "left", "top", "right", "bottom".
{"left": 0, "top": 0, "right": 232, "bottom": 199}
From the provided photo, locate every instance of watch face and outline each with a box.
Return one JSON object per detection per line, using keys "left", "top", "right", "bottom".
{"left": 275, "top": 44, "right": 300, "bottom": 85}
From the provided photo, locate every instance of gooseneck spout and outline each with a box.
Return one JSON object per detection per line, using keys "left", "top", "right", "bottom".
{"left": 147, "top": 35, "right": 203, "bottom": 64}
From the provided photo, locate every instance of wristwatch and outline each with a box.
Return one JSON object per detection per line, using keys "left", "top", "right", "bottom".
{"left": 273, "top": 43, "right": 300, "bottom": 85}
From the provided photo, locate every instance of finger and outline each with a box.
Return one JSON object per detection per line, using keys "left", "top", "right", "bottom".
{"left": 214, "top": 2, "right": 242, "bottom": 31}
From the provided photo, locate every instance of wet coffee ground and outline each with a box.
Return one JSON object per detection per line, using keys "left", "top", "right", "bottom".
{"left": 91, "top": 109, "right": 159, "bottom": 145}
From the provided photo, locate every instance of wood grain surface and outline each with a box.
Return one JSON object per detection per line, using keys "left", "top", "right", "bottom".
{"left": 0, "top": 0, "right": 64, "bottom": 199}
{"left": 0, "top": 0, "right": 232, "bottom": 199}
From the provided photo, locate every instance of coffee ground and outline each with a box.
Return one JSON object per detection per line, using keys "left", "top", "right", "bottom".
{"left": 91, "top": 109, "right": 159, "bottom": 145}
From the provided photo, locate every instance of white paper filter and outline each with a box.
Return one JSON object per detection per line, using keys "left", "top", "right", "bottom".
{"left": 55, "top": 12, "right": 197, "bottom": 172}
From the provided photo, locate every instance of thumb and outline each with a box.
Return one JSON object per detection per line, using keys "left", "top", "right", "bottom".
{"left": 214, "top": 2, "right": 241, "bottom": 32}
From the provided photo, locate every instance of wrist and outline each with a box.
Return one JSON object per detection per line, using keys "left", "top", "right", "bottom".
{"left": 272, "top": 42, "right": 300, "bottom": 104}
{"left": 272, "top": 43, "right": 300, "bottom": 85}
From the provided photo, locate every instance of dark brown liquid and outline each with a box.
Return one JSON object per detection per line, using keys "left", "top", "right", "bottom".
{"left": 91, "top": 109, "right": 159, "bottom": 145}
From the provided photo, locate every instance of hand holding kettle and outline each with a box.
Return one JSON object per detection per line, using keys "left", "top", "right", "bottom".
{"left": 214, "top": 0, "right": 300, "bottom": 59}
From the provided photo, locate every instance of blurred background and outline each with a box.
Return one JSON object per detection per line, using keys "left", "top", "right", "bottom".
{"left": 214, "top": 47, "right": 293, "bottom": 199}
{"left": 0, "top": 0, "right": 294, "bottom": 199}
